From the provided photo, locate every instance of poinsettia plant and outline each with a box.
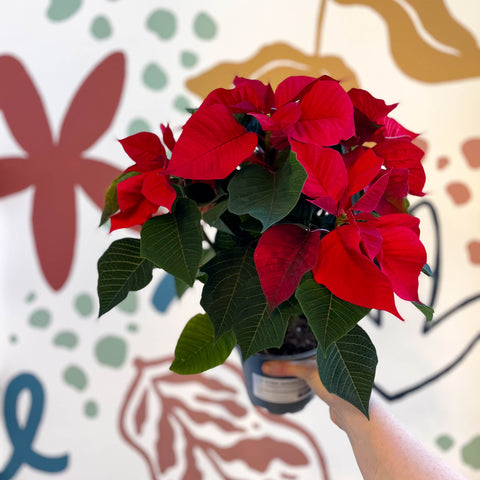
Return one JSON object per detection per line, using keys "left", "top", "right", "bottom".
{"left": 97, "top": 75, "right": 433, "bottom": 417}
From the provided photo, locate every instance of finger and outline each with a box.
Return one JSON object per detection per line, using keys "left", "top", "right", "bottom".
{"left": 261, "top": 360, "right": 317, "bottom": 380}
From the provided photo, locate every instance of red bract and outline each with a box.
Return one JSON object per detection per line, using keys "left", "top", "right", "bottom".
{"left": 167, "top": 104, "right": 258, "bottom": 180}
{"left": 313, "top": 214, "right": 426, "bottom": 319}
{"left": 291, "top": 140, "right": 347, "bottom": 215}
{"left": 110, "top": 132, "right": 177, "bottom": 231}
{"left": 254, "top": 224, "right": 321, "bottom": 310}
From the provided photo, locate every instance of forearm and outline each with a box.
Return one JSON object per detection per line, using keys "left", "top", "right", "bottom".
{"left": 329, "top": 396, "right": 465, "bottom": 480}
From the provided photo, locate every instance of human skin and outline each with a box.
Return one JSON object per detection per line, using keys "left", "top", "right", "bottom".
{"left": 262, "top": 360, "right": 466, "bottom": 480}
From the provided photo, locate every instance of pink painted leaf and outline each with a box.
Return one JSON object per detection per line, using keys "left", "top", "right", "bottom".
{"left": 119, "top": 358, "right": 329, "bottom": 479}
{"left": 59, "top": 52, "right": 125, "bottom": 152}
{"left": 167, "top": 104, "right": 258, "bottom": 180}
{"left": 0, "top": 55, "right": 52, "bottom": 152}
{"left": 254, "top": 224, "right": 321, "bottom": 310}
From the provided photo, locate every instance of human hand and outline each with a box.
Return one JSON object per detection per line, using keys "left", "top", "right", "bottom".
{"left": 261, "top": 359, "right": 366, "bottom": 429}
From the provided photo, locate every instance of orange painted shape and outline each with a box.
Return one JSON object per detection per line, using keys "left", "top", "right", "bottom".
{"left": 467, "top": 240, "right": 480, "bottom": 265}
{"left": 462, "top": 139, "right": 480, "bottom": 168}
{"left": 446, "top": 182, "right": 471, "bottom": 205}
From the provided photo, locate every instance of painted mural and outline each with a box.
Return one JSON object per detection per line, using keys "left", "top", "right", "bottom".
{"left": 1, "top": 1, "right": 479, "bottom": 479}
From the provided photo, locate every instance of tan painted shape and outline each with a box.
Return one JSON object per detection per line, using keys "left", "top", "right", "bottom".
{"left": 186, "top": 42, "right": 358, "bottom": 99}
{"left": 333, "top": 0, "right": 480, "bottom": 82}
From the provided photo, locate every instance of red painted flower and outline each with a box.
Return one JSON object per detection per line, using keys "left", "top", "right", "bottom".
{"left": 0, "top": 53, "right": 125, "bottom": 290}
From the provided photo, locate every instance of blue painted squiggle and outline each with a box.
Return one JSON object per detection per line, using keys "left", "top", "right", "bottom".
{"left": 0, "top": 373, "right": 69, "bottom": 479}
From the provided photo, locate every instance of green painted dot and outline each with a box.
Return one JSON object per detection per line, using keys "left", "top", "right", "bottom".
{"left": 63, "top": 365, "right": 87, "bottom": 391}
{"left": 173, "top": 95, "right": 192, "bottom": 113}
{"left": 128, "top": 118, "right": 151, "bottom": 136}
{"left": 146, "top": 9, "right": 176, "bottom": 40}
{"left": 54, "top": 331, "right": 78, "bottom": 349}
{"left": 193, "top": 12, "right": 217, "bottom": 40}
{"left": 74, "top": 293, "right": 94, "bottom": 317}
{"left": 143, "top": 63, "right": 168, "bottom": 90}
{"left": 25, "top": 292, "right": 36, "bottom": 303}
{"left": 29, "top": 309, "right": 51, "bottom": 328}
{"left": 84, "top": 400, "right": 99, "bottom": 418}
{"left": 180, "top": 51, "right": 198, "bottom": 68}
{"left": 91, "top": 16, "right": 112, "bottom": 39}
{"left": 436, "top": 435, "right": 454, "bottom": 451}
{"left": 118, "top": 292, "right": 138, "bottom": 313}
{"left": 95, "top": 336, "right": 127, "bottom": 368}
{"left": 47, "top": 0, "right": 82, "bottom": 21}
{"left": 9, "top": 334, "right": 18, "bottom": 344}
{"left": 462, "top": 436, "right": 480, "bottom": 469}
{"left": 127, "top": 323, "right": 138, "bottom": 333}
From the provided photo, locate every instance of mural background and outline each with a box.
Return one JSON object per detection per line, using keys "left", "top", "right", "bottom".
{"left": 0, "top": 1, "right": 479, "bottom": 478}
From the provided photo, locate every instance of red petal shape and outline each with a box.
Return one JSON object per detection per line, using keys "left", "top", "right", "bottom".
{"left": 0, "top": 55, "right": 53, "bottom": 153}
{"left": 120, "top": 132, "right": 167, "bottom": 170}
{"left": 33, "top": 181, "right": 76, "bottom": 290}
{"left": 0, "top": 157, "right": 34, "bottom": 196}
{"left": 375, "top": 168, "right": 410, "bottom": 215}
{"left": 59, "top": 52, "right": 125, "bottom": 152}
{"left": 116, "top": 174, "right": 146, "bottom": 210}
{"left": 374, "top": 139, "right": 426, "bottom": 196}
{"left": 167, "top": 104, "right": 258, "bottom": 180}
{"left": 348, "top": 88, "right": 397, "bottom": 123}
{"left": 161, "top": 124, "right": 176, "bottom": 152}
{"left": 270, "top": 103, "right": 302, "bottom": 130}
{"left": 314, "top": 226, "right": 401, "bottom": 318}
{"left": 203, "top": 78, "right": 272, "bottom": 113}
{"left": 110, "top": 200, "right": 159, "bottom": 231}
{"left": 287, "top": 80, "right": 355, "bottom": 146}
{"left": 141, "top": 172, "right": 176, "bottom": 211}
{"left": 373, "top": 117, "right": 418, "bottom": 141}
{"left": 254, "top": 224, "right": 320, "bottom": 310}
{"left": 353, "top": 170, "right": 391, "bottom": 213}
{"left": 344, "top": 148, "right": 383, "bottom": 198}
{"left": 274, "top": 75, "right": 316, "bottom": 106}
{"left": 376, "top": 217, "right": 426, "bottom": 301}
{"left": 291, "top": 140, "right": 347, "bottom": 215}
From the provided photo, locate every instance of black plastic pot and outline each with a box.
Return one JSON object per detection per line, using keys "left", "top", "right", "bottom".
{"left": 240, "top": 348, "right": 317, "bottom": 414}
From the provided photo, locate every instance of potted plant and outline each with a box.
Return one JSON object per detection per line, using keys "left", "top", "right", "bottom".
{"left": 97, "top": 75, "right": 432, "bottom": 417}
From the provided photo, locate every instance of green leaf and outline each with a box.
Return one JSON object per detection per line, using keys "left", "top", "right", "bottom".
{"left": 296, "top": 278, "right": 370, "bottom": 353}
{"left": 422, "top": 263, "right": 434, "bottom": 277}
{"left": 317, "top": 325, "right": 377, "bottom": 418}
{"left": 99, "top": 171, "right": 139, "bottom": 226}
{"left": 97, "top": 238, "right": 154, "bottom": 316}
{"left": 200, "top": 247, "right": 291, "bottom": 359}
{"left": 202, "top": 199, "right": 232, "bottom": 233}
{"left": 200, "top": 247, "right": 260, "bottom": 337}
{"left": 234, "top": 301, "right": 290, "bottom": 360}
{"left": 174, "top": 277, "right": 189, "bottom": 298}
{"left": 170, "top": 313, "right": 236, "bottom": 374}
{"left": 140, "top": 198, "right": 203, "bottom": 286}
{"left": 412, "top": 301, "right": 434, "bottom": 322}
{"left": 227, "top": 152, "right": 307, "bottom": 231}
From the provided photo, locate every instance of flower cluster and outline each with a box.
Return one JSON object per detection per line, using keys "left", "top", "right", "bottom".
{"left": 98, "top": 75, "right": 431, "bottom": 416}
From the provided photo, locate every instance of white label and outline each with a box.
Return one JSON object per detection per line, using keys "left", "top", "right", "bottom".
{"left": 252, "top": 373, "right": 312, "bottom": 404}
